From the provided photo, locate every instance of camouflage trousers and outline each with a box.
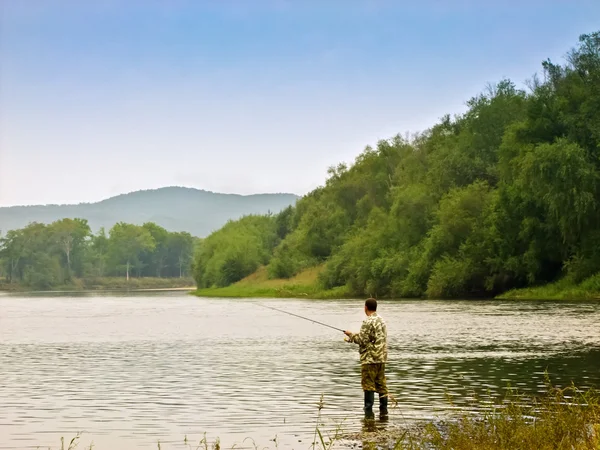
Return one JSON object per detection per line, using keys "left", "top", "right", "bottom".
{"left": 361, "top": 363, "right": 388, "bottom": 395}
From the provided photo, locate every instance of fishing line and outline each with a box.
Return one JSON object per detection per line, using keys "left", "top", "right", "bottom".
{"left": 255, "top": 302, "right": 345, "bottom": 333}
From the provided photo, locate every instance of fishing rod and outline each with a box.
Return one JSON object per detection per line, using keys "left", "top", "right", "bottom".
{"left": 256, "top": 303, "right": 345, "bottom": 333}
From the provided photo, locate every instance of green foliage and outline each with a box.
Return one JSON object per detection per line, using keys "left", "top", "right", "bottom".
{"left": 141, "top": 222, "right": 170, "bottom": 278}
{"left": 50, "top": 218, "right": 92, "bottom": 280}
{"left": 0, "top": 223, "right": 66, "bottom": 289}
{"left": 107, "top": 222, "right": 156, "bottom": 279}
{"left": 192, "top": 31, "right": 600, "bottom": 299}
{"left": 0, "top": 219, "right": 196, "bottom": 289}
{"left": 274, "top": 206, "right": 294, "bottom": 240}
{"left": 193, "top": 215, "right": 278, "bottom": 288}
{"left": 166, "top": 232, "right": 195, "bottom": 278}
{"left": 268, "top": 230, "right": 319, "bottom": 279}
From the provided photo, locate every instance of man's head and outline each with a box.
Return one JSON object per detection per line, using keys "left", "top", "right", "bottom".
{"left": 364, "top": 298, "right": 377, "bottom": 315}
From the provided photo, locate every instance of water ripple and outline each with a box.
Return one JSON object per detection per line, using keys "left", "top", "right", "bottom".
{"left": 1, "top": 294, "right": 599, "bottom": 449}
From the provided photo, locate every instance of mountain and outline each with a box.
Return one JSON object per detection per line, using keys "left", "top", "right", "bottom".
{"left": 0, "top": 187, "right": 299, "bottom": 237}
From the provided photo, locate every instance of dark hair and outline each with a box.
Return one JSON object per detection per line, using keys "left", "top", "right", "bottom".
{"left": 365, "top": 298, "right": 377, "bottom": 311}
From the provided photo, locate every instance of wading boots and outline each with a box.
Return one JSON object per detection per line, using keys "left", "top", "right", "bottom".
{"left": 379, "top": 394, "right": 389, "bottom": 419}
{"left": 364, "top": 391, "right": 375, "bottom": 419}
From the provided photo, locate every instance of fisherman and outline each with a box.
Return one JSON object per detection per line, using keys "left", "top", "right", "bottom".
{"left": 344, "top": 298, "right": 388, "bottom": 419}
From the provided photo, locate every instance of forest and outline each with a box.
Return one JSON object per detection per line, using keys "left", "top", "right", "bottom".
{"left": 193, "top": 32, "right": 600, "bottom": 299}
{"left": 0, "top": 219, "right": 196, "bottom": 289}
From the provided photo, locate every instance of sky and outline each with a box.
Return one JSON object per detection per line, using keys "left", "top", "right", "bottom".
{"left": 1, "top": 1, "right": 599, "bottom": 206}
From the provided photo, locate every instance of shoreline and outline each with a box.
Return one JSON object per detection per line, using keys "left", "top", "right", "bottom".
{"left": 496, "top": 274, "right": 600, "bottom": 301}
{"left": 189, "top": 265, "right": 600, "bottom": 301}
{"left": 6, "top": 274, "right": 600, "bottom": 301}
{"left": 6, "top": 283, "right": 600, "bottom": 300}
{"left": 193, "top": 283, "right": 353, "bottom": 300}
{"left": 193, "top": 280, "right": 600, "bottom": 301}
{"left": 0, "top": 286, "right": 196, "bottom": 295}
{"left": 0, "top": 277, "right": 196, "bottom": 294}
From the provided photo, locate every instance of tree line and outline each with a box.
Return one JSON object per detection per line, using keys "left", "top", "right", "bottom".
{"left": 193, "top": 31, "right": 600, "bottom": 298}
{"left": 0, "top": 219, "right": 196, "bottom": 289}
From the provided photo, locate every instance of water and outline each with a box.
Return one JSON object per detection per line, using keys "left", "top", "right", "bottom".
{"left": 1, "top": 292, "right": 599, "bottom": 449}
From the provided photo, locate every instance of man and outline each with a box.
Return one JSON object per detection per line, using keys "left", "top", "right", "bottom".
{"left": 344, "top": 298, "right": 388, "bottom": 419}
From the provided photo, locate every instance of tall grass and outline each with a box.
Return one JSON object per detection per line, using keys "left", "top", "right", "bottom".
{"left": 352, "top": 379, "right": 600, "bottom": 450}
{"left": 499, "top": 273, "right": 600, "bottom": 300}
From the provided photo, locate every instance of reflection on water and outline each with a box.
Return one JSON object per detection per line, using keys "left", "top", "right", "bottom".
{"left": 0, "top": 293, "right": 599, "bottom": 449}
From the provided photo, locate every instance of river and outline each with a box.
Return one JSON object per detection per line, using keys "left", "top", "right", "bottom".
{"left": 1, "top": 292, "right": 599, "bottom": 449}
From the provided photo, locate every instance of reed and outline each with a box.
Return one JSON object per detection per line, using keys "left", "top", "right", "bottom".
{"left": 347, "top": 378, "right": 600, "bottom": 450}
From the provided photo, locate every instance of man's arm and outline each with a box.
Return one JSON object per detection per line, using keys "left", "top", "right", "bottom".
{"left": 344, "top": 320, "right": 371, "bottom": 345}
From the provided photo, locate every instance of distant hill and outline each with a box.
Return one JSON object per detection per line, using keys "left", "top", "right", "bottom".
{"left": 0, "top": 187, "right": 299, "bottom": 237}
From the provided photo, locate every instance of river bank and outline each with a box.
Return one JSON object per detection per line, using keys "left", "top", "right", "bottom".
{"left": 193, "top": 265, "right": 600, "bottom": 301}
{"left": 193, "top": 266, "right": 354, "bottom": 299}
{"left": 497, "top": 273, "right": 600, "bottom": 300}
{"left": 0, "top": 277, "right": 195, "bottom": 293}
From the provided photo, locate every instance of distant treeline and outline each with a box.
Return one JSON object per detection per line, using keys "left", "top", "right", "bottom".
{"left": 0, "top": 219, "right": 196, "bottom": 289}
{"left": 193, "top": 32, "right": 600, "bottom": 298}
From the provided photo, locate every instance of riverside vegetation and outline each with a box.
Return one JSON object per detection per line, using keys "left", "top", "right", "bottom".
{"left": 193, "top": 31, "right": 600, "bottom": 300}
{"left": 0, "top": 219, "right": 196, "bottom": 290}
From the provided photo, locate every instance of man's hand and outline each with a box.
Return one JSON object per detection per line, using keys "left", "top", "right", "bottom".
{"left": 344, "top": 330, "right": 353, "bottom": 337}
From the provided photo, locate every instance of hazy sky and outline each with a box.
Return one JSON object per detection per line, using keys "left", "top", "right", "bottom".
{"left": 1, "top": 0, "right": 598, "bottom": 206}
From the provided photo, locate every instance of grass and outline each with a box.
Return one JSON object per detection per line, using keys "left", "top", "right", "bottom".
{"left": 0, "top": 280, "right": 27, "bottom": 292}
{"left": 194, "top": 265, "right": 355, "bottom": 299}
{"left": 349, "top": 379, "right": 600, "bottom": 449}
{"left": 76, "top": 276, "right": 195, "bottom": 291}
{"left": 42, "top": 379, "right": 600, "bottom": 450}
{"left": 193, "top": 261, "right": 600, "bottom": 301}
{"left": 0, "top": 276, "right": 195, "bottom": 293}
{"left": 196, "top": 264, "right": 600, "bottom": 301}
{"left": 498, "top": 273, "right": 600, "bottom": 300}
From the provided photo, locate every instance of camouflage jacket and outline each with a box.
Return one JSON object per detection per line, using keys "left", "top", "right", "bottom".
{"left": 348, "top": 313, "right": 388, "bottom": 365}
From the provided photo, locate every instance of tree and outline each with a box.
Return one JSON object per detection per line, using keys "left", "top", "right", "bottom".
{"left": 49, "top": 218, "right": 91, "bottom": 279}
{"left": 107, "top": 223, "right": 155, "bottom": 280}
{"left": 84, "top": 227, "right": 109, "bottom": 277}
{"left": 193, "top": 215, "right": 277, "bottom": 288}
{"left": 166, "top": 232, "right": 194, "bottom": 278}
{"left": 0, "top": 229, "right": 25, "bottom": 283}
{"left": 141, "top": 222, "right": 169, "bottom": 277}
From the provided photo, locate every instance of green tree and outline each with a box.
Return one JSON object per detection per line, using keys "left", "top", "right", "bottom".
{"left": 193, "top": 215, "right": 276, "bottom": 288}
{"left": 49, "top": 218, "right": 91, "bottom": 279}
{"left": 0, "top": 228, "right": 26, "bottom": 283}
{"left": 107, "top": 223, "right": 155, "bottom": 280}
{"left": 3, "top": 223, "right": 65, "bottom": 289}
{"left": 166, "top": 232, "right": 194, "bottom": 277}
{"left": 84, "top": 227, "right": 110, "bottom": 277}
{"left": 141, "top": 222, "right": 169, "bottom": 277}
